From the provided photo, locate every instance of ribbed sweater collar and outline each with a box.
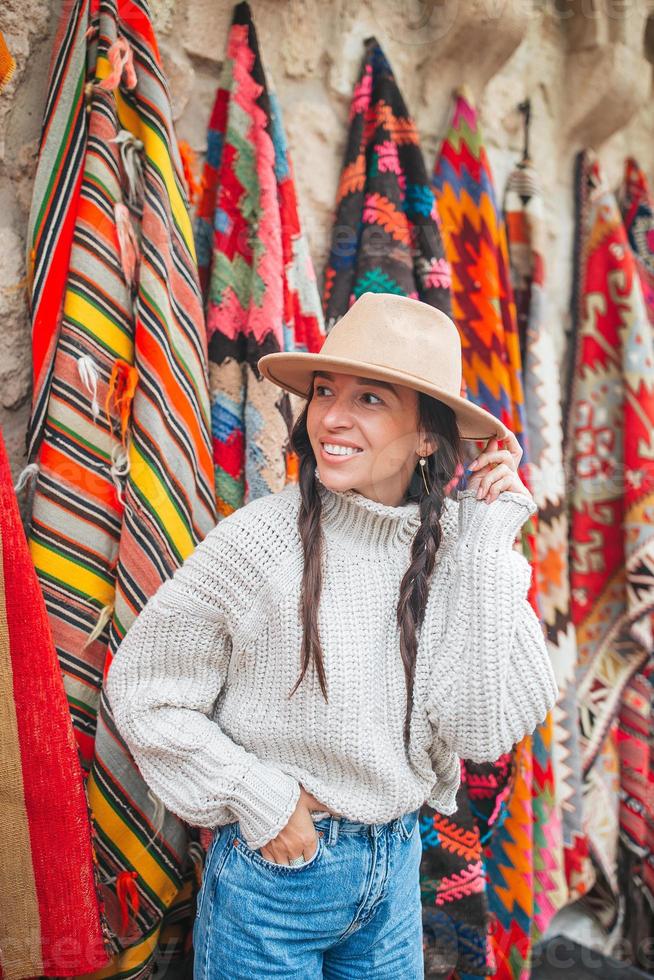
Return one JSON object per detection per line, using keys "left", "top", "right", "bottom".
{"left": 314, "top": 466, "right": 421, "bottom": 558}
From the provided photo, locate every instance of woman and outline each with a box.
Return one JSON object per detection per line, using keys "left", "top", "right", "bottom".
{"left": 106, "top": 292, "right": 558, "bottom": 978}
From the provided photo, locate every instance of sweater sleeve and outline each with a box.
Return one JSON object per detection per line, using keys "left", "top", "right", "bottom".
{"left": 104, "top": 506, "right": 301, "bottom": 851}
{"left": 423, "top": 488, "right": 559, "bottom": 764}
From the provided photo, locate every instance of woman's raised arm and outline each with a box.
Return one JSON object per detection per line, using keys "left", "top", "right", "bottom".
{"left": 424, "top": 489, "right": 559, "bottom": 764}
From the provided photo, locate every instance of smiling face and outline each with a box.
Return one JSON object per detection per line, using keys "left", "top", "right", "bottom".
{"left": 306, "top": 370, "right": 436, "bottom": 507}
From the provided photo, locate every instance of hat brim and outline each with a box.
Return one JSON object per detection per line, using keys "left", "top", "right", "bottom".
{"left": 258, "top": 352, "right": 510, "bottom": 442}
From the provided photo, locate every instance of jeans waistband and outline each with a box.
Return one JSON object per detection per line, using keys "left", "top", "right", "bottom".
{"left": 310, "top": 808, "right": 419, "bottom": 841}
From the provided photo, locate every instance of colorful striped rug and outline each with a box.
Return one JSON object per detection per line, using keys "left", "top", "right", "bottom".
{"left": 194, "top": 1, "right": 325, "bottom": 517}
{"left": 322, "top": 36, "right": 452, "bottom": 328}
{"left": 432, "top": 90, "right": 558, "bottom": 979}
{"left": 25, "top": 0, "right": 216, "bottom": 976}
{"left": 564, "top": 150, "right": 654, "bottom": 942}
{"left": 0, "top": 427, "right": 110, "bottom": 980}
{"left": 505, "top": 160, "right": 588, "bottom": 921}
{"left": 26, "top": 0, "right": 89, "bottom": 463}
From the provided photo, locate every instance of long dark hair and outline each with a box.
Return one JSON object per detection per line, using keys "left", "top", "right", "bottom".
{"left": 287, "top": 383, "right": 462, "bottom": 745}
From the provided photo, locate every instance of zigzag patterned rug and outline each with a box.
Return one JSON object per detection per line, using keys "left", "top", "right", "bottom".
{"left": 620, "top": 158, "right": 654, "bottom": 322}
{"left": 194, "top": 1, "right": 325, "bottom": 517}
{"left": 564, "top": 150, "right": 654, "bottom": 943}
{"left": 322, "top": 35, "right": 452, "bottom": 327}
{"left": 505, "top": 160, "right": 589, "bottom": 923}
{"left": 617, "top": 157, "right": 654, "bottom": 968}
{"left": 432, "top": 90, "right": 559, "bottom": 979}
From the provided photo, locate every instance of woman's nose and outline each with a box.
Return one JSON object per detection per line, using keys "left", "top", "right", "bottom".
{"left": 322, "top": 396, "right": 354, "bottom": 427}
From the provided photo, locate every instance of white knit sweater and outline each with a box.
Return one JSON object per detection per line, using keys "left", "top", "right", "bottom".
{"left": 106, "top": 469, "right": 558, "bottom": 851}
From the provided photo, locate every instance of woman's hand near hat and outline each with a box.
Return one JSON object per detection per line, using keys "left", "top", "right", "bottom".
{"left": 467, "top": 431, "right": 533, "bottom": 504}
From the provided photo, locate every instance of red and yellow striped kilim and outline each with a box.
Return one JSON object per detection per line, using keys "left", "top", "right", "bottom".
{"left": 25, "top": 1, "right": 216, "bottom": 977}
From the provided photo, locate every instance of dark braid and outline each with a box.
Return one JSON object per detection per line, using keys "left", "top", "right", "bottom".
{"left": 287, "top": 407, "right": 328, "bottom": 701}
{"left": 287, "top": 389, "right": 461, "bottom": 742}
{"left": 397, "top": 396, "right": 461, "bottom": 744}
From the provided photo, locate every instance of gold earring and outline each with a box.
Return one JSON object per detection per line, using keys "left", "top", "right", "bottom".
{"left": 418, "top": 454, "right": 431, "bottom": 495}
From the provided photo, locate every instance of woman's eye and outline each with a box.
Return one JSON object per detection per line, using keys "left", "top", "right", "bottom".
{"left": 313, "top": 385, "right": 382, "bottom": 405}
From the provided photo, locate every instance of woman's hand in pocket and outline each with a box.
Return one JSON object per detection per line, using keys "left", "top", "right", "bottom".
{"left": 258, "top": 787, "right": 322, "bottom": 866}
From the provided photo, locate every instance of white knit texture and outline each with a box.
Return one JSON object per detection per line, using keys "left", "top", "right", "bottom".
{"left": 422, "top": 488, "right": 559, "bottom": 764}
{"left": 106, "top": 473, "right": 558, "bottom": 850}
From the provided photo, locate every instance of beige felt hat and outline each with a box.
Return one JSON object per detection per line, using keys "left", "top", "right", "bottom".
{"left": 258, "top": 292, "right": 509, "bottom": 441}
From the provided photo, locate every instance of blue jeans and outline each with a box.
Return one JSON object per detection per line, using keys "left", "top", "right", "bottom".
{"left": 193, "top": 808, "right": 424, "bottom": 979}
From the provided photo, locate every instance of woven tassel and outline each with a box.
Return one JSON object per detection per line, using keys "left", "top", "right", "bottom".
{"left": 114, "top": 202, "right": 139, "bottom": 287}
{"left": 13, "top": 462, "right": 39, "bottom": 493}
{"left": 100, "top": 36, "right": 137, "bottom": 92}
{"left": 110, "top": 130, "right": 144, "bottom": 209}
{"left": 78, "top": 354, "right": 101, "bottom": 419}
{"left": 109, "top": 442, "right": 130, "bottom": 504}
{"left": 115, "top": 871, "right": 140, "bottom": 934}
{"left": 83, "top": 602, "right": 114, "bottom": 649}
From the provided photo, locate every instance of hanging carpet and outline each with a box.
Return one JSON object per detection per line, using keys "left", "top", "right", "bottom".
{"left": 321, "top": 35, "right": 452, "bottom": 329}
{"left": 0, "top": 426, "right": 110, "bottom": 980}
{"left": 564, "top": 149, "right": 654, "bottom": 944}
{"left": 615, "top": 156, "right": 654, "bottom": 969}
{"left": 194, "top": 0, "right": 325, "bottom": 517}
{"left": 24, "top": 0, "right": 217, "bottom": 975}
{"left": 433, "top": 89, "right": 560, "bottom": 979}
{"left": 504, "top": 159, "right": 588, "bottom": 918}
{"left": 619, "top": 157, "right": 654, "bottom": 322}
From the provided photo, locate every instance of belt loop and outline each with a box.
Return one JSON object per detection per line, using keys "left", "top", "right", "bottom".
{"left": 327, "top": 815, "right": 340, "bottom": 846}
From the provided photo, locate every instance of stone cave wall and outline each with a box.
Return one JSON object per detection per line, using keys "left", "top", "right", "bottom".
{"left": 1, "top": 0, "right": 653, "bottom": 483}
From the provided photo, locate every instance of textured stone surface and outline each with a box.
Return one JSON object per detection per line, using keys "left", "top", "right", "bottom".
{"left": 284, "top": 96, "right": 346, "bottom": 271}
{"left": 160, "top": 43, "right": 195, "bottom": 120}
{"left": 1, "top": 0, "right": 654, "bottom": 493}
{"left": 0, "top": 0, "right": 54, "bottom": 480}
{"left": 281, "top": 0, "right": 323, "bottom": 77}
{"left": 0, "top": 225, "right": 30, "bottom": 410}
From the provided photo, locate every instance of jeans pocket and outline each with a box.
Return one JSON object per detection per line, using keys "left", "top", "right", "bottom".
{"left": 237, "top": 831, "right": 324, "bottom": 873}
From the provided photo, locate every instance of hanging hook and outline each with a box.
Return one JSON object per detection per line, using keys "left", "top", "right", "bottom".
{"left": 517, "top": 98, "right": 531, "bottom": 164}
